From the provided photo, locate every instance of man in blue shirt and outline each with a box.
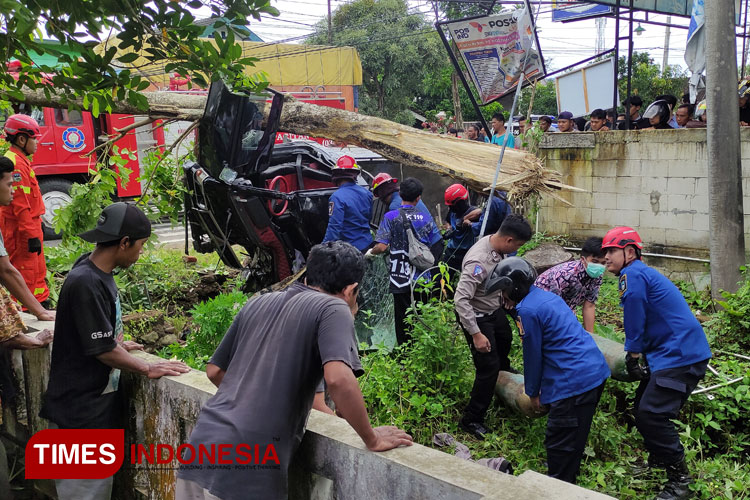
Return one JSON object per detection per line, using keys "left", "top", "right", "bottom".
{"left": 442, "top": 184, "right": 477, "bottom": 271}
{"left": 487, "top": 113, "right": 515, "bottom": 148}
{"left": 472, "top": 192, "right": 512, "bottom": 238}
{"left": 322, "top": 155, "right": 373, "bottom": 252}
{"left": 486, "top": 257, "right": 610, "bottom": 485}
{"left": 368, "top": 178, "right": 443, "bottom": 345}
{"left": 603, "top": 227, "right": 711, "bottom": 500}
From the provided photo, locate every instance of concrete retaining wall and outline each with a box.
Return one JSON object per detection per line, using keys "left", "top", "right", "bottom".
{"left": 538, "top": 129, "right": 750, "bottom": 255}
{"left": 1, "top": 315, "right": 614, "bottom": 500}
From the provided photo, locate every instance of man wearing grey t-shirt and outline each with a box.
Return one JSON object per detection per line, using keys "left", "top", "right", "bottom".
{"left": 177, "top": 241, "right": 412, "bottom": 500}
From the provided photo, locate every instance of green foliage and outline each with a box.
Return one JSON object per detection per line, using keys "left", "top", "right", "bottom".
{"left": 160, "top": 290, "right": 248, "bottom": 369}
{"left": 618, "top": 52, "right": 689, "bottom": 111}
{"left": 1, "top": 0, "right": 277, "bottom": 112}
{"left": 515, "top": 231, "right": 568, "bottom": 257}
{"left": 306, "top": 0, "right": 444, "bottom": 121}
{"left": 704, "top": 267, "right": 750, "bottom": 349}
{"left": 137, "top": 146, "right": 193, "bottom": 225}
{"left": 518, "top": 79, "right": 559, "bottom": 118}
{"left": 416, "top": 63, "right": 506, "bottom": 123}
{"left": 359, "top": 289, "right": 474, "bottom": 442}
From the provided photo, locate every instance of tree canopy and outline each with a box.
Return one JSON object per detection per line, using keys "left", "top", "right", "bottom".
{"left": 618, "top": 52, "right": 689, "bottom": 109}
{"left": 1, "top": 0, "right": 278, "bottom": 116}
{"left": 306, "top": 0, "right": 444, "bottom": 123}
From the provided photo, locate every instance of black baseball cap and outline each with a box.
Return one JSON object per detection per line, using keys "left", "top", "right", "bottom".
{"left": 79, "top": 202, "right": 152, "bottom": 243}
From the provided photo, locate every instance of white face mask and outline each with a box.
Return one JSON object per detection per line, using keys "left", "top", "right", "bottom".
{"left": 585, "top": 262, "right": 606, "bottom": 279}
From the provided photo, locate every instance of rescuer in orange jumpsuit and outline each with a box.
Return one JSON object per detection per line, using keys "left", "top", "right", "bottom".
{"left": 1, "top": 114, "right": 49, "bottom": 304}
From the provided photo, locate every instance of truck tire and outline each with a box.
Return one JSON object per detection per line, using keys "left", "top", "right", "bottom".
{"left": 39, "top": 178, "right": 73, "bottom": 240}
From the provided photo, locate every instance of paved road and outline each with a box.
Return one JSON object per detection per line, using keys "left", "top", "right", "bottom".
{"left": 44, "top": 222, "right": 191, "bottom": 249}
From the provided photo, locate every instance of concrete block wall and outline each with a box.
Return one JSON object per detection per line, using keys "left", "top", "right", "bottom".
{"left": 538, "top": 129, "right": 750, "bottom": 257}
{"left": 2, "top": 315, "right": 614, "bottom": 500}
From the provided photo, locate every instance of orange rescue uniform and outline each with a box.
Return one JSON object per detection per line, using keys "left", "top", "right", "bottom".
{"left": 0, "top": 146, "right": 49, "bottom": 302}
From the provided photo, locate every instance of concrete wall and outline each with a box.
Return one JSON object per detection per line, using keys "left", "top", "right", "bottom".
{"left": 538, "top": 129, "right": 750, "bottom": 256}
{"left": 3, "top": 315, "right": 614, "bottom": 500}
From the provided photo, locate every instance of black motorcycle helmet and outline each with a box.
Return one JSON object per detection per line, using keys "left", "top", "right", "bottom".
{"left": 643, "top": 100, "right": 671, "bottom": 127}
{"left": 484, "top": 257, "right": 537, "bottom": 303}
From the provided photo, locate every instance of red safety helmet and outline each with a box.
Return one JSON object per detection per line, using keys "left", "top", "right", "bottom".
{"left": 332, "top": 155, "right": 360, "bottom": 182}
{"left": 3, "top": 113, "right": 42, "bottom": 140}
{"left": 602, "top": 227, "right": 644, "bottom": 250}
{"left": 444, "top": 183, "right": 469, "bottom": 206}
{"left": 371, "top": 172, "right": 398, "bottom": 198}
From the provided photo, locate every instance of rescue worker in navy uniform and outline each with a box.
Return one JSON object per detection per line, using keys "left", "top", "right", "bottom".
{"left": 442, "top": 184, "right": 478, "bottom": 271}
{"left": 322, "top": 155, "right": 373, "bottom": 252}
{"left": 0, "top": 114, "right": 49, "bottom": 305}
{"left": 602, "top": 227, "right": 712, "bottom": 500}
{"left": 371, "top": 172, "right": 430, "bottom": 214}
{"left": 485, "top": 257, "right": 610, "bottom": 484}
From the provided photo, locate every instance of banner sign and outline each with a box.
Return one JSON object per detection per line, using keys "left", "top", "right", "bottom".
{"left": 586, "top": 0, "right": 739, "bottom": 22}
{"left": 445, "top": 9, "right": 545, "bottom": 104}
{"left": 552, "top": 1, "right": 613, "bottom": 22}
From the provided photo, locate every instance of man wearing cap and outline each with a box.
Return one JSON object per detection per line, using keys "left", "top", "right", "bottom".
{"left": 41, "top": 202, "right": 189, "bottom": 500}
{"left": 322, "top": 155, "right": 373, "bottom": 252}
{"left": 602, "top": 226, "right": 711, "bottom": 500}
{"left": 556, "top": 112, "right": 577, "bottom": 133}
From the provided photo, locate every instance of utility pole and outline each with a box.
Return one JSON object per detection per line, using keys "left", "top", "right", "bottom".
{"left": 705, "top": 0, "right": 746, "bottom": 296}
{"left": 327, "top": 0, "right": 333, "bottom": 44}
{"left": 662, "top": 16, "right": 671, "bottom": 73}
{"left": 596, "top": 17, "right": 606, "bottom": 55}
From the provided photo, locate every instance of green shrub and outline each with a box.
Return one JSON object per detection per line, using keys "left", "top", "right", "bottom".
{"left": 359, "top": 287, "right": 474, "bottom": 443}
{"left": 160, "top": 290, "right": 248, "bottom": 369}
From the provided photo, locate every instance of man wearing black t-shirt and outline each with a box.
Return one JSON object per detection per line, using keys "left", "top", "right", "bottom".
{"left": 41, "top": 203, "right": 189, "bottom": 500}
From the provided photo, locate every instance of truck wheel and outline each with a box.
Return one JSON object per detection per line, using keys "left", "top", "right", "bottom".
{"left": 39, "top": 178, "right": 73, "bottom": 241}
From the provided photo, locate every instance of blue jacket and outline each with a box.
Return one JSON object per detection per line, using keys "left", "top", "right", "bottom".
{"left": 472, "top": 194, "right": 512, "bottom": 238}
{"left": 446, "top": 208, "right": 476, "bottom": 253}
{"left": 619, "top": 259, "right": 712, "bottom": 372}
{"left": 517, "top": 286, "right": 610, "bottom": 405}
{"left": 323, "top": 182, "right": 373, "bottom": 252}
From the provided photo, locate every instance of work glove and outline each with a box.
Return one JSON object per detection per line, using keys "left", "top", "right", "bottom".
{"left": 625, "top": 354, "right": 651, "bottom": 380}
{"left": 28, "top": 237, "right": 42, "bottom": 255}
{"left": 364, "top": 248, "right": 376, "bottom": 261}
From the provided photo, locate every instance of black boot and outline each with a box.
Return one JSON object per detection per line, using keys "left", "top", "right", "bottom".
{"left": 655, "top": 459, "right": 692, "bottom": 500}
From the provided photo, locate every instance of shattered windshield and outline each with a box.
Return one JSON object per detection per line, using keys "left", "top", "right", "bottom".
{"left": 199, "top": 83, "right": 270, "bottom": 179}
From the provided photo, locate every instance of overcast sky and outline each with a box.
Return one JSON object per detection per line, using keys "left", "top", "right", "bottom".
{"left": 251, "top": 0, "right": 749, "bottom": 76}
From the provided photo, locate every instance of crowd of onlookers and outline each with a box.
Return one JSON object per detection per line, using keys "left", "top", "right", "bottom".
{"left": 431, "top": 82, "right": 750, "bottom": 148}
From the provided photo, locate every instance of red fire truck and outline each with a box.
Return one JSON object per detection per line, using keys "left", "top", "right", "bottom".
{"left": 2, "top": 106, "right": 166, "bottom": 239}
{"left": 5, "top": 90, "right": 350, "bottom": 239}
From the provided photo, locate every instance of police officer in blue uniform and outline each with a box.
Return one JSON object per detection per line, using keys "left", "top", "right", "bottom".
{"left": 486, "top": 257, "right": 610, "bottom": 484}
{"left": 322, "top": 155, "right": 373, "bottom": 252}
{"left": 602, "top": 227, "right": 712, "bottom": 500}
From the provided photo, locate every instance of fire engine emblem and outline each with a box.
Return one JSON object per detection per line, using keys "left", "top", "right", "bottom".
{"left": 62, "top": 127, "right": 86, "bottom": 152}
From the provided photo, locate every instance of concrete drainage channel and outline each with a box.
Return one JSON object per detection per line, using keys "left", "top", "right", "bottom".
{"left": 4, "top": 314, "right": 615, "bottom": 500}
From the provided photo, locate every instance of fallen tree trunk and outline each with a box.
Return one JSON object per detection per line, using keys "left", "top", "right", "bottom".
{"left": 495, "top": 333, "right": 634, "bottom": 419}
{"left": 12, "top": 88, "right": 576, "bottom": 201}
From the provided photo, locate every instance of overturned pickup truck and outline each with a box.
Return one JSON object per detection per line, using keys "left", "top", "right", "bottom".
{"left": 183, "top": 82, "right": 376, "bottom": 287}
